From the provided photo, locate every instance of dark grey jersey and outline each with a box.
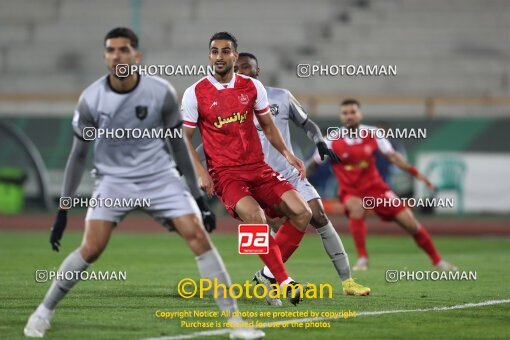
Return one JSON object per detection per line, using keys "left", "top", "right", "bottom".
{"left": 254, "top": 86, "right": 323, "bottom": 178}
{"left": 72, "top": 75, "right": 182, "bottom": 179}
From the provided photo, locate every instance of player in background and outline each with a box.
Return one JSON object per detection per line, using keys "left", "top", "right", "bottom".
{"left": 24, "top": 28, "right": 264, "bottom": 340}
{"left": 182, "top": 32, "right": 312, "bottom": 306}
{"left": 307, "top": 99, "right": 458, "bottom": 272}
{"left": 229, "top": 52, "right": 370, "bottom": 296}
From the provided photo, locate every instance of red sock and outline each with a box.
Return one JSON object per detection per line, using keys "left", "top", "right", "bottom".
{"left": 349, "top": 218, "right": 368, "bottom": 258}
{"left": 258, "top": 233, "right": 289, "bottom": 284}
{"left": 413, "top": 225, "right": 441, "bottom": 265}
{"left": 274, "top": 220, "right": 306, "bottom": 263}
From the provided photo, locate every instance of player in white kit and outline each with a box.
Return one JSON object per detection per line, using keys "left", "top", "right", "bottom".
{"left": 236, "top": 53, "right": 370, "bottom": 297}
{"left": 23, "top": 28, "right": 264, "bottom": 340}
{"left": 197, "top": 52, "right": 370, "bottom": 299}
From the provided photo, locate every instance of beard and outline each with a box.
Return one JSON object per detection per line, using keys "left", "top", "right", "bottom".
{"left": 214, "top": 62, "right": 232, "bottom": 77}
{"left": 346, "top": 122, "right": 360, "bottom": 130}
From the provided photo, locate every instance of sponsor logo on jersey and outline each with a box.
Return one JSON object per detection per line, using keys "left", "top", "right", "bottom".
{"left": 343, "top": 160, "right": 369, "bottom": 171}
{"left": 213, "top": 111, "right": 248, "bottom": 129}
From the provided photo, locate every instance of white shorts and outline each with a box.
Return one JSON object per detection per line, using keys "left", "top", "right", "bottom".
{"left": 85, "top": 169, "right": 200, "bottom": 228}
{"left": 284, "top": 171, "right": 321, "bottom": 203}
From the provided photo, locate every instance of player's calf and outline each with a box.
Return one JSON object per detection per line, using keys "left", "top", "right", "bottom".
{"left": 345, "top": 196, "right": 365, "bottom": 220}
{"left": 79, "top": 220, "right": 116, "bottom": 263}
{"left": 79, "top": 242, "right": 108, "bottom": 263}
{"left": 308, "top": 199, "right": 329, "bottom": 229}
{"left": 171, "top": 214, "right": 212, "bottom": 256}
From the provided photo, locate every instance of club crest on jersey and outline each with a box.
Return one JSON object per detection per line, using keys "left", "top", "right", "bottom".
{"left": 135, "top": 106, "right": 148, "bottom": 120}
{"left": 238, "top": 93, "right": 249, "bottom": 105}
{"left": 269, "top": 104, "right": 279, "bottom": 116}
{"left": 214, "top": 111, "right": 248, "bottom": 129}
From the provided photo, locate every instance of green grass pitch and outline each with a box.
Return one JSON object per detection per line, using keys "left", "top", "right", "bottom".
{"left": 1, "top": 230, "right": 509, "bottom": 339}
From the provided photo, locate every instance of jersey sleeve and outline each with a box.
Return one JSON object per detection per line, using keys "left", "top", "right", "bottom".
{"left": 71, "top": 94, "right": 96, "bottom": 140}
{"left": 252, "top": 79, "right": 270, "bottom": 116}
{"left": 161, "top": 83, "right": 182, "bottom": 129}
{"left": 181, "top": 86, "right": 199, "bottom": 128}
{"left": 288, "top": 90, "right": 308, "bottom": 125}
{"left": 375, "top": 135, "right": 395, "bottom": 155}
{"left": 288, "top": 90, "right": 325, "bottom": 145}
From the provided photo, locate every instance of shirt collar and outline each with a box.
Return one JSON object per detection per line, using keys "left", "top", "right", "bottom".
{"left": 207, "top": 73, "right": 237, "bottom": 90}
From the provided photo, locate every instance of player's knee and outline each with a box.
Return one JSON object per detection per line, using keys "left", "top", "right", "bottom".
{"left": 349, "top": 208, "right": 365, "bottom": 220}
{"left": 292, "top": 204, "right": 312, "bottom": 230}
{"left": 310, "top": 208, "right": 329, "bottom": 228}
{"left": 79, "top": 242, "right": 106, "bottom": 263}
{"left": 243, "top": 209, "right": 266, "bottom": 224}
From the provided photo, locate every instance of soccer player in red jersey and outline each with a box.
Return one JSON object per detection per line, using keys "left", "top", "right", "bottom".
{"left": 308, "top": 99, "right": 457, "bottom": 271}
{"left": 182, "top": 32, "right": 312, "bottom": 305}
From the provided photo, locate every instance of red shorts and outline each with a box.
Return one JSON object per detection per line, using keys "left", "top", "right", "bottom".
{"left": 340, "top": 183, "right": 406, "bottom": 221}
{"left": 212, "top": 162, "right": 295, "bottom": 218}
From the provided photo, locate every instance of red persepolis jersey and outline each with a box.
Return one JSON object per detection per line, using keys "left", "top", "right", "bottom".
{"left": 182, "top": 73, "right": 270, "bottom": 172}
{"left": 315, "top": 125, "right": 395, "bottom": 196}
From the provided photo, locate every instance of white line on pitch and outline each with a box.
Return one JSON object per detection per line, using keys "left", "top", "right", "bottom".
{"left": 142, "top": 299, "right": 510, "bottom": 340}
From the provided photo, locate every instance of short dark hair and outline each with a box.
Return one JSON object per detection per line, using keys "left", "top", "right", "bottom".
{"left": 104, "top": 27, "right": 139, "bottom": 49}
{"left": 238, "top": 52, "right": 258, "bottom": 66}
{"left": 341, "top": 98, "right": 361, "bottom": 107}
{"left": 209, "top": 31, "right": 238, "bottom": 50}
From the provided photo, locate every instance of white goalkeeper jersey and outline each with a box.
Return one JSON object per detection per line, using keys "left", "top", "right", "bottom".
{"left": 71, "top": 74, "right": 182, "bottom": 179}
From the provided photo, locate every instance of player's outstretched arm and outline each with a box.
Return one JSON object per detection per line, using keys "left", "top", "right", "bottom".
{"left": 183, "top": 127, "right": 215, "bottom": 198}
{"left": 167, "top": 126, "right": 202, "bottom": 199}
{"left": 164, "top": 86, "right": 216, "bottom": 232}
{"left": 180, "top": 85, "right": 215, "bottom": 198}
{"left": 288, "top": 91, "right": 341, "bottom": 163}
{"left": 61, "top": 137, "right": 90, "bottom": 198}
{"left": 386, "top": 151, "right": 435, "bottom": 192}
{"left": 256, "top": 113, "right": 306, "bottom": 179}
{"left": 51, "top": 136, "right": 91, "bottom": 251}
{"left": 168, "top": 130, "right": 216, "bottom": 232}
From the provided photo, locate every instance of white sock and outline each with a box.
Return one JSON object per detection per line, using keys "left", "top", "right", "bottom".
{"left": 35, "top": 304, "right": 54, "bottom": 319}
{"left": 316, "top": 222, "right": 352, "bottom": 281}
{"left": 262, "top": 266, "right": 274, "bottom": 278}
{"left": 280, "top": 277, "right": 293, "bottom": 287}
{"left": 196, "top": 248, "right": 238, "bottom": 315}
{"left": 228, "top": 315, "right": 243, "bottom": 324}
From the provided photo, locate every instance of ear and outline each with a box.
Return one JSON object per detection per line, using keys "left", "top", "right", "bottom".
{"left": 256, "top": 67, "right": 260, "bottom": 77}
{"left": 135, "top": 51, "right": 142, "bottom": 63}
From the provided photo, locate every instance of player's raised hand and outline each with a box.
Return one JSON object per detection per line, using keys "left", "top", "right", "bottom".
{"left": 50, "top": 209, "right": 68, "bottom": 252}
{"left": 198, "top": 169, "right": 215, "bottom": 198}
{"left": 195, "top": 196, "right": 216, "bottom": 233}
{"left": 317, "top": 141, "right": 341, "bottom": 163}
{"left": 285, "top": 153, "right": 307, "bottom": 180}
{"left": 419, "top": 175, "right": 436, "bottom": 192}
